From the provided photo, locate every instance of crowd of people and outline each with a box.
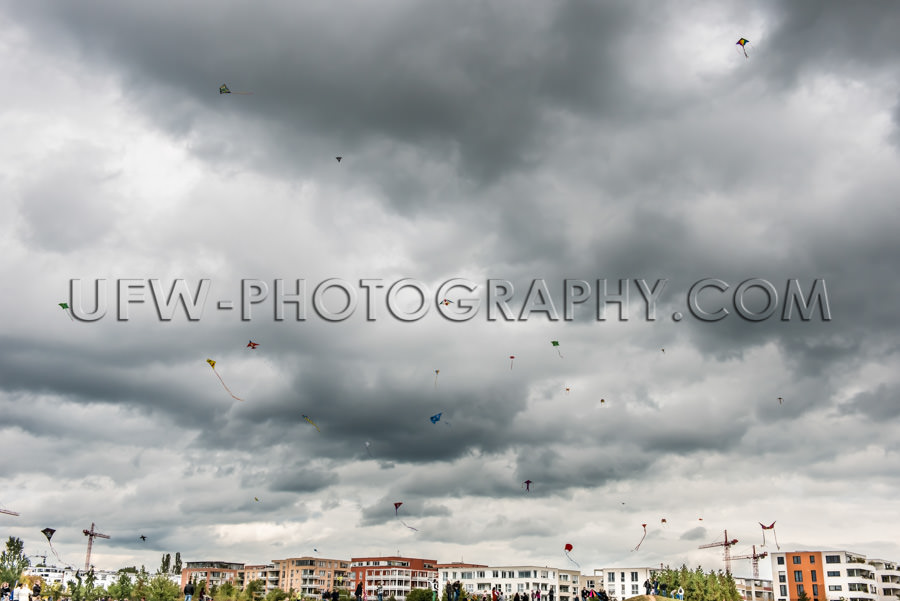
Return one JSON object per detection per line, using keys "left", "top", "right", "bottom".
{"left": 1, "top": 580, "right": 42, "bottom": 601}
{"left": 443, "top": 582, "right": 614, "bottom": 601}
{"left": 643, "top": 579, "right": 683, "bottom": 600}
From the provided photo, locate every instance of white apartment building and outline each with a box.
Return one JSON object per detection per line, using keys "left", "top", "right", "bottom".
{"left": 770, "top": 550, "right": 886, "bottom": 601}
{"left": 437, "top": 566, "right": 568, "bottom": 601}
{"left": 24, "top": 565, "right": 124, "bottom": 589}
{"left": 593, "top": 567, "right": 658, "bottom": 600}
{"left": 733, "top": 577, "right": 774, "bottom": 601}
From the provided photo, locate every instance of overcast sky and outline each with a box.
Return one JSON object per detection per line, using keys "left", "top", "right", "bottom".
{"left": 2, "top": 0, "right": 899, "bottom": 581}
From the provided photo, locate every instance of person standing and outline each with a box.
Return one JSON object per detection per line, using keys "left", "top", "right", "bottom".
{"left": 356, "top": 583, "right": 363, "bottom": 601}
{"left": 332, "top": 589, "right": 340, "bottom": 601}
{"left": 377, "top": 582, "right": 384, "bottom": 601}
{"left": 2, "top": 582, "right": 11, "bottom": 601}
{"left": 183, "top": 582, "right": 195, "bottom": 601}
{"left": 643, "top": 581, "right": 651, "bottom": 597}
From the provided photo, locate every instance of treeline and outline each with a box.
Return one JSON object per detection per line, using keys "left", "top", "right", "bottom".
{"left": 650, "top": 565, "right": 742, "bottom": 601}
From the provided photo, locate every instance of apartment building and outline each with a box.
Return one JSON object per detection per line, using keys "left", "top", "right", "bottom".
{"left": 436, "top": 565, "right": 570, "bottom": 601}
{"left": 181, "top": 561, "right": 244, "bottom": 590}
{"left": 241, "top": 564, "right": 281, "bottom": 593}
{"left": 351, "top": 556, "right": 438, "bottom": 601}
{"left": 593, "top": 567, "right": 658, "bottom": 600}
{"left": 733, "top": 577, "right": 774, "bottom": 601}
{"left": 770, "top": 551, "right": 881, "bottom": 601}
{"left": 272, "top": 557, "right": 351, "bottom": 597}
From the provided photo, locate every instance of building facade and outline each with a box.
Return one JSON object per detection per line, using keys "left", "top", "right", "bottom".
{"left": 241, "top": 564, "right": 281, "bottom": 593}
{"left": 770, "top": 551, "right": 883, "bottom": 601}
{"left": 181, "top": 561, "right": 244, "bottom": 590}
{"left": 436, "top": 565, "right": 572, "bottom": 601}
{"left": 272, "top": 557, "right": 351, "bottom": 598}
{"left": 733, "top": 577, "right": 775, "bottom": 601}
{"left": 351, "top": 556, "right": 438, "bottom": 601}
{"left": 594, "top": 567, "right": 658, "bottom": 600}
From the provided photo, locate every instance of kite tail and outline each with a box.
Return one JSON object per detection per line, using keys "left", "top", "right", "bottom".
{"left": 761, "top": 529, "right": 766, "bottom": 547}
{"left": 557, "top": 350, "right": 564, "bottom": 358}
{"left": 774, "top": 529, "right": 780, "bottom": 550}
{"left": 632, "top": 532, "right": 647, "bottom": 552}
{"left": 565, "top": 552, "right": 580, "bottom": 568}
{"left": 213, "top": 368, "right": 244, "bottom": 401}
{"left": 400, "top": 520, "right": 418, "bottom": 532}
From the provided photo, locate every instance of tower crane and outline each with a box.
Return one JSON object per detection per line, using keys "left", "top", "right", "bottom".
{"left": 699, "top": 529, "right": 739, "bottom": 574}
{"left": 82, "top": 522, "right": 110, "bottom": 572}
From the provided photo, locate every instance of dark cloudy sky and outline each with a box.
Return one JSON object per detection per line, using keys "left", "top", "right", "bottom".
{"left": 2, "top": 0, "right": 899, "bottom": 579}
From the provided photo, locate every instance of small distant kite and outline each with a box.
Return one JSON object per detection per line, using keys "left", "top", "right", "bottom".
{"left": 434, "top": 369, "right": 440, "bottom": 389}
{"left": 760, "top": 521, "right": 780, "bottom": 549}
{"left": 364, "top": 441, "right": 374, "bottom": 457}
{"left": 600, "top": 398, "right": 606, "bottom": 406}
{"left": 565, "top": 386, "right": 571, "bottom": 394}
{"left": 660, "top": 518, "right": 668, "bottom": 526}
{"left": 430, "top": 412, "right": 450, "bottom": 426}
{"left": 509, "top": 355, "right": 516, "bottom": 370}
{"left": 551, "top": 340, "right": 563, "bottom": 358}
{"left": 302, "top": 414, "right": 321, "bottom": 432}
{"left": 778, "top": 397, "right": 783, "bottom": 405}
{"left": 736, "top": 38, "right": 751, "bottom": 58}
{"left": 336, "top": 157, "right": 342, "bottom": 163}
{"left": 394, "top": 502, "right": 417, "bottom": 531}
{"left": 564, "top": 543, "right": 580, "bottom": 567}
{"left": 632, "top": 523, "right": 648, "bottom": 551}
{"left": 439, "top": 298, "right": 452, "bottom": 306}
{"left": 219, "top": 83, "right": 253, "bottom": 95}
{"left": 254, "top": 497, "right": 260, "bottom": 502}
{"left": 206, "top": 359, "right": 244, "bottom": 401}
{"left": 661, "top": 348, "right": 665, "bottom": 354}
{"left": 522, "top": 480, "right": 533, "bottom": 492}
{"left": 58, "top": 302, "right": 74, "bottom": 320}
{"left": 139, "top": 535, "right": 147, "bottom": 541}
{"left": 247, "top": 340, "right": 259, "bottom": 349}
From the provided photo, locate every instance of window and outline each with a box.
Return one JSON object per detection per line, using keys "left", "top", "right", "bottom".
{"left": 827, "top": 572, "right": 840, "bottom": 577}
{"left": 825, "top": 556, "right": 841, "bottom": 564}
{"left": 777, "top": 557, "right": 785, "bottom": 565}
{"left": 796, "top": 585, "right": 804, "bottom": 596}
{"left": 478, "top": 572, "right": 485, "bottom": 579}
{"left": 519, "top": 572, "right": 532, "bottom": 579}
{"left": 810, "top": 571, "right": 817, "bottom": 582}
{"left": 794, "top": 572, "right": 803, "bottom": 583}
{"left": 608, "top": 574, "right": 615, "bottom": 583}
{"left": 779, "top": 587, "right": 787, "bottom": 597}
{"left": 632, "top": 586, "right": 639, "bottom": 595}
{"left": 779, "top": 574, "right": 786, "bottom": 583}
{"left": 631, "top": 573, "right": 639, "bottom": 582}
{"left": 809, "top": 556, "right": 815, "bottom": 564}
{"left": 793, "top": 557, "right": 802, "bottom": 565}
{"left": 812, "top": 585, "right": 818, "bottom": 597}
{"left": 827, "top": 586, "right": 841, "bottom": 592}
{"left": 493, "top": 572, "right": 499, "bottom": 578}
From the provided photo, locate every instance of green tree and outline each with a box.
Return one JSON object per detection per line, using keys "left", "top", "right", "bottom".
{"left": 0, "top": 536, "right": 30, "bottom": 585}
{"left": 134, "top": 565, "right": 151, "bottom": 600}
{"left": 148, "top": 574, "right": 180, "bottom": 601}
{"left": 109, "top": 572, "right": 135, "bottom": 601}
{"left": 265, "top": 588, "right": 288, "bottom": 601}
{"left": 174, "top": 554, "right": 182, "bottom": 576}
{"left": 219, "top": 582, "right": 239, "bottom": 601}
{"left": 242, "top": 580, "right": 266, "bottom": 601}
{"left": 160, "top": 555, "right": 172, "bottom": 575}
{"left": 407, "top": 590, "right": 433, "bottom": 601}
{"left": 797, "top": 591, "right": 810, "bottom": 601}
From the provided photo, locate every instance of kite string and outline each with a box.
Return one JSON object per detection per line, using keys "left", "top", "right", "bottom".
{"left": 212, "top": 368, "right": 244, "bottom": 401}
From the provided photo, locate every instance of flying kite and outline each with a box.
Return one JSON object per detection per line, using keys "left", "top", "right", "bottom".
{"left": 760, "top": 521, "right": 780, "bottom": 549}
{"left": 736, "top": 38, "right": 751, "bottom": 58}
{"left": 778, "top": 397, "right": 783, "bottom": 405}
{"left": 600, "top": 398, "right": 606, "bottom": 406}
{"left": 393, "top": 502, "right": 417, "bottom": 531}
{"left": 139, "top": 535, "right": 147, "bottom": 541}
{"left": 206, "top": 359, "right": 244, "bottom": 401}
{"left": 632, "top": 524, "right": 648, "bottom": 551}
{"left": 219, "top": 83, "right": 253, "bottom": 95}
{"left": 247, "top": 340, "right": 259, "bottom": 349}
{"left": 254, "top": 497, "right": 260, "bottom": 502}
{"left": 565, "top": 386, "right": 571, "bottom": 394}
{"left": 430, "top": 412, "right": 450, "bottom": 426}
{"left": 364, "top": 441, "right": 374, "bottom": 457}
{"left": 564, "top": 543, "right": 580, "bottom": 567}
{"left": 661, "top": 518, "right": 667, "bottom": 526}
{"left": 551, "top": 340, "right": 563, "bottom": 358}
{"left": 302, "top": 414, "right": 321, "bottom": 432}
{"left": 434, "top": 369, "right": 440, "bottom": 389}
{"left": 59, "top": 302, "right": 74, "bottom": 320}
{"left": 509, "top": 355, "right": 516, "bottom": 369}
{"left": 522, "top": 480, "right": 533, "bottom": 492}
{"left": 439, "top": 298, "right": 452, "bottom": 306}
{"left": 661, "top": 348, "right": 665, "bottom": 354}
{"left": 336, "top": 157, "right": 342, "bottom": 163}
{"left": 41, "top": 528, "right": 66, "bottom": 565}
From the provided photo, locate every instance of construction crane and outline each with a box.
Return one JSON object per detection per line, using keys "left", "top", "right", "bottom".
{"left": 699, "top": 529, "right": 739, "bottom": 574}
{"left": 733, "top": 546, "right": 768, "bottom": 601}
{"left": 82, "top": 522, "right": 110, "bottom": 571}
{"left": 733, "top": 545, "right": 769, "bottom": 579}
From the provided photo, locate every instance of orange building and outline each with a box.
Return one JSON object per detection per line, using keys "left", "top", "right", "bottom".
{"left": 181, "top": 561, "right": 244, "bottom": 591}
{"left": 351, "top": 556, "right": 438, "bottom": 601}
{"left": 272, "top": 557, "right": 351, "bottom": 598}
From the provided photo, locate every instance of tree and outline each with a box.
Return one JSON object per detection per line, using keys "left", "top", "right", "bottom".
{"left": 174, "top": 553, "right": 182, "bottom": 576}
{"left": 134, "top": 565, "right": 151, "bottom": 600}
{"left": 148, "top": 574, "right": 180, "bottom": 601}
{"left": 797, "top": 591, "right": 811, "bottom": 601}
{"left": 218, "top": 582, "right": 238, "bottom": 601}
{"left": 265, "top": 589, "right": 288, "bottom": 601}
{"left": 108, "top": 572, "right": 134, "bottom": 601}
{"left": 0, "top": 536, "right": 30, "bottom": 585}
{"left": 408, "top": 590, "right": 433, "bottom": 601}
{"left": 160, "top": 555, "right": 172, "bottom": 575}
{"left": 242, "top": 580, "right": 266, "bottom": 601}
